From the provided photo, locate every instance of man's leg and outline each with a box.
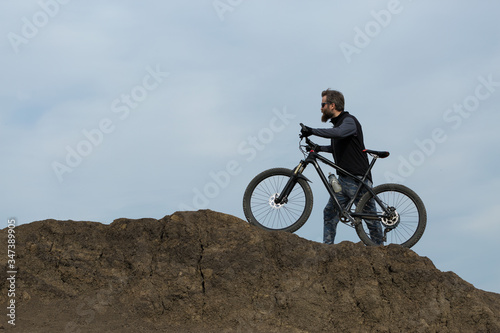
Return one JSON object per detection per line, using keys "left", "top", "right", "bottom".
{"left": 353, "top": 178, "right": 383, "bottom": 245}
{"left": 323, "top": 197, "right": 339, "bottom": 244}
{"left": 362, "top": 197, "right": 384, "bottom": 245}
{"left": 324, "top": 182, "right": 350, "bottom": 244}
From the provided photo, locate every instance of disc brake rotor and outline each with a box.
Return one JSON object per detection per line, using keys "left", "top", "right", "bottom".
{"left": 269, "top": 193, "right": 283, "bottom": 209}
{"left": 381, "top": 207, "right": 400, "bottom": 228}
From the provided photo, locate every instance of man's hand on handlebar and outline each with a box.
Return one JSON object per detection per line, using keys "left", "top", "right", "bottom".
{"left": 305, "top": 140, "right": 320, "bottom": 152}
{"left": 299, "top": 123, "right": 320, "bottom": 152}
{"left": 299, "top": 123, "right": 313, "bottom": 138}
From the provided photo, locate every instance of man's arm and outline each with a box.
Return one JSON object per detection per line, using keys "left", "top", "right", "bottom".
{"left": 312, "top": 117, "right": 357, "bottom": 139}
{"left": 318, "top": 145, "right": 333, "bottom": 153}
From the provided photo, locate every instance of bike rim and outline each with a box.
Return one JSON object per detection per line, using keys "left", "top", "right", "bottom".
{"left": 362, "top": 190, "right": 421, "bottom": 245}
{"left": 250, "top": 175, "right": 307, "bottom": 230}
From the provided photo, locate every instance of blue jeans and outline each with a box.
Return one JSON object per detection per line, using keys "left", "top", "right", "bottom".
{"left": 324, "top": 175, "right": 383, "bottom": 245}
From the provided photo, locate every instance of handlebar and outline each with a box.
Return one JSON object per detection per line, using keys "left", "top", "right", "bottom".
{"left": 299, "top": 123, "right": 319, "bottom": 152}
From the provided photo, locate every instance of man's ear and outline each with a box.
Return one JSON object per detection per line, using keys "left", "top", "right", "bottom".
{"left": 330, "top": 103, "right": 336, "bottom": 111}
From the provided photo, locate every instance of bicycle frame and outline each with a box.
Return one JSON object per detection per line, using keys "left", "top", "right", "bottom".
{"left": 276, "top": 145, "right": 389, "bottom": 226}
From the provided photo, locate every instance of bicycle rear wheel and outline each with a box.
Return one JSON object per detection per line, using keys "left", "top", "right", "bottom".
{"left": 355, "top": 183, "right": 426, "bottom": 248}
{"left": 242, "top": 168, "right": 313, "bottom": 233}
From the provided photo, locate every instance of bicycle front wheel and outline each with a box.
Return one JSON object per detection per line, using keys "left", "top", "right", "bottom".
{"left": 242, "top": 168, "right": 313, "bottom": 233}
{"left": 355, "top": 183, "right": 426, "bottom": 248}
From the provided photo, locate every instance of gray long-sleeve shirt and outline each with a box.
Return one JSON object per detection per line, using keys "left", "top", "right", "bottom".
{"left": 311, "top": 117, "right": 357, "bottom": 153}
{"left": 310, "top": 111, "right": 371, "bottom": 181}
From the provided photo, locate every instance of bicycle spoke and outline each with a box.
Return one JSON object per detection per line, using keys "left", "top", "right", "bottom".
{"left": 358, "top": 186, "right": 425, "bottom": 247}
{"left": 248, "top": 174, "right": 308, "bottom": 230}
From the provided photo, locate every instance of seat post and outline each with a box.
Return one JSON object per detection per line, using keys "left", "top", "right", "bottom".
{"left": 368, "top": 155, "right": 378, "bottom": 171}
{"left": 360, "top": 155, "right": 378, "bottom": 183}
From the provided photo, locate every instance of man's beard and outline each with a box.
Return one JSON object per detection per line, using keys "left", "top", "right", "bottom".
{"left": 321, "top": 110, "right": 334, "bottom": 123}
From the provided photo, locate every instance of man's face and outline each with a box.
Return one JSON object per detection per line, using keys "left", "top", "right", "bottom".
{"left": 321, "top": 95, "right": 335, "bottom": 122}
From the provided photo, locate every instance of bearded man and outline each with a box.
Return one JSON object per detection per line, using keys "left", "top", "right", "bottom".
{"left": 300, "top": 89, "right": 383, "bottom": 245}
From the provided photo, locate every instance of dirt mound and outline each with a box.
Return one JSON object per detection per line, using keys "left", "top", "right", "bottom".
{"left": 1, "top": 210, "right": 499, "bottom": 332}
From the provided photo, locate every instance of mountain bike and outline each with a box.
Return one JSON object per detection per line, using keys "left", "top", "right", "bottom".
{"left": 242, "top": 124, "right": 427, "bottom": 248}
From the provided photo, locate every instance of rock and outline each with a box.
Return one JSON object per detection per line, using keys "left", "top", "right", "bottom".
{"left": 1, "top": 210, "right": 499, "bottom": 332}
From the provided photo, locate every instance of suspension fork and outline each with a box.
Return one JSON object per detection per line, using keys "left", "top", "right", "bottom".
{"left": 274, "top": 160, "right": 309, "bottom": 204}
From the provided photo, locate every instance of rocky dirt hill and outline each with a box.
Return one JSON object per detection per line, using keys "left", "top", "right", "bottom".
{"left": 1, "top": 210, "right": 499, "bottom": 332}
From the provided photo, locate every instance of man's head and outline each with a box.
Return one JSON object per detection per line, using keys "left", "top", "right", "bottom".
{"left": 321, "top": 89, "right": 344, "bottom": 122}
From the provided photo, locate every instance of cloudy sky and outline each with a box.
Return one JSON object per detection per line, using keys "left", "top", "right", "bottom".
{"left": 2, "top": 1, "right": 500, "bottom": 294}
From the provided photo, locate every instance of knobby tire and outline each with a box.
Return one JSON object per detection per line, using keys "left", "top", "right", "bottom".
{"left": 354, "top": 183, "right": 426, "bottom": 248}
{"left": 242, "top": 168, "right": 313, "bottom": 233}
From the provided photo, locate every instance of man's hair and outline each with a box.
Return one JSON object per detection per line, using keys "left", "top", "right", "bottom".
{"left": 322, "top": 89, "right": 344, "bottom": 111}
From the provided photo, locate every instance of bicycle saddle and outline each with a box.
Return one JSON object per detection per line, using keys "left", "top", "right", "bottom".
{"left": 363, "top": 149, "right": 390, "bottom": 158}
